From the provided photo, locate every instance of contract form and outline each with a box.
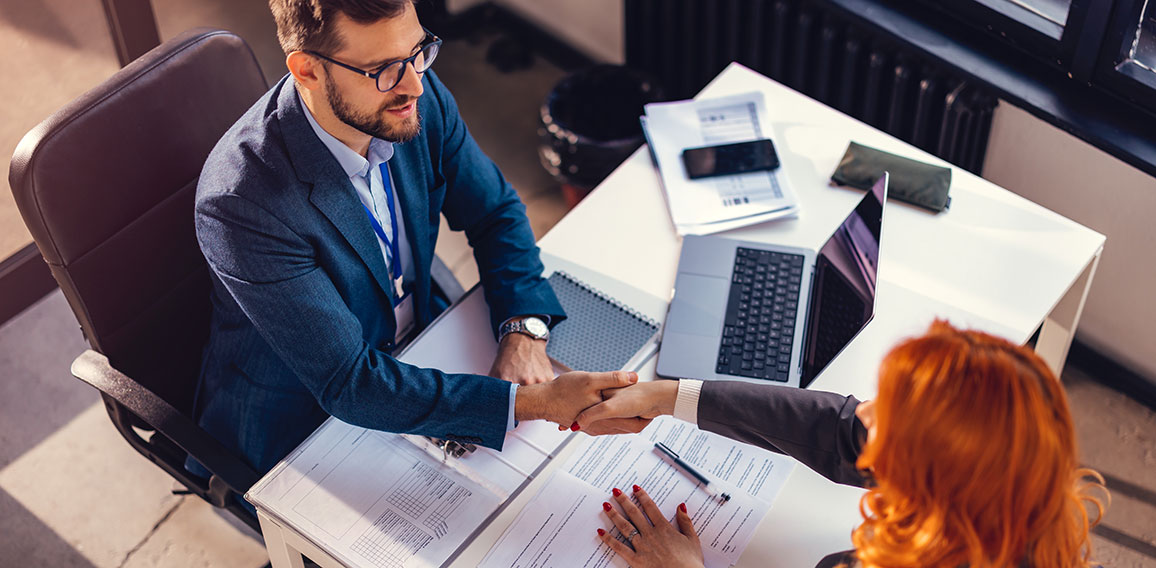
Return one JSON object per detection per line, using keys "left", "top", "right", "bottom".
{"left": 480, "top": 416, "right": 796, "bottom": 567}
{"left": 246, "top": 423, "right": 494, "bottom": 568}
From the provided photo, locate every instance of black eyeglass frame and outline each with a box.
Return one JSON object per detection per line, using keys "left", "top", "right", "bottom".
{"left": 305, "top": 29, "right": 442, "bottom": 93}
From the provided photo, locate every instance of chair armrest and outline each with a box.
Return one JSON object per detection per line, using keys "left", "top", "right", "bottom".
{"left": 70, "top": 349, "right": 260, "bottom": 493}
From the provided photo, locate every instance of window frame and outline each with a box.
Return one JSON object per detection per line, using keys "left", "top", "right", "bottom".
{"left": 1093, "top": 0, "right": 1156, "bottom": 110}
{"left": 911, "top": 0, "right": 1156, "bottom": 130}
{"left": 914, "top": 0, "right": 1067, "bottom": 59}
{"left": 829, "top": 0, "right": 1156, "bottom": 178}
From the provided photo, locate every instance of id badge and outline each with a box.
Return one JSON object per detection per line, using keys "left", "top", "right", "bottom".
{"left": 393, "top": 291, "right": 416, "bottom": 345}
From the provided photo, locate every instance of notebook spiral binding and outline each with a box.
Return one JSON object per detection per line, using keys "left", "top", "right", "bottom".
{"left": 554, "top": 271, "right": 659, "bottom": 331}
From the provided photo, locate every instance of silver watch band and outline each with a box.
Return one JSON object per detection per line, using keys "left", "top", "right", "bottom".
{"left": 499, "top": 316, "right": 548, "bottom": 342}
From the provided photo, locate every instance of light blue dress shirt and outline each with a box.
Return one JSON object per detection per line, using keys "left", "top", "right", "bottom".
{"left": 298, "top": 89, "right": 518, "bottom": 431}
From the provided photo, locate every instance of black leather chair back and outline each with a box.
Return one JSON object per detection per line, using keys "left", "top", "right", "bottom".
{"left": 9, "top": 29, "right": 268, "bottom": 415}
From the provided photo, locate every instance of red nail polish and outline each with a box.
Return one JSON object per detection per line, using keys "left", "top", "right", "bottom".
{"left": 612, "top": 488, "right": 622, "bottom": 497}
{"left": 570, "top": 422, "right": 580, "bottom": 431}
{"left": 679, "top": 503, "right": 687, "bottom": 513}
{"left": 632, "top": 484, "right": 642, "bottom": 493}
{"left": 603, "top": 502, "right": 612, "bottom": 511}
{"left": 597, "top": 528, "right": 606, "bottom": 536}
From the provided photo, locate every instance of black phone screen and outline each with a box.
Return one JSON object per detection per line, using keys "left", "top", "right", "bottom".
{"left": 681, "top": 139, "right": 780, "bottom": 179}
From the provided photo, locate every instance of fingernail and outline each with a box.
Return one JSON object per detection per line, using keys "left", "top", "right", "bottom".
{"left": 679, "top": 503, "right": 687, "bottom": 513}
{"left": 570, "top": 422, "right": 580, "bottom": 431}
{"left": 632, "top": 484, "right": 642, "bottom": 493}
{"left": 603, "top": 502, "right": 612, "bottom": 512}
{"left": 612, "top": 488, "right": 622, "bottom": 497}
{"left": 597, "top": 528, "right": 606, "bottom": 536}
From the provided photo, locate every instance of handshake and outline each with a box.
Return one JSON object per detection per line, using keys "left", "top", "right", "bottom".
{"left": 512, "top": 371, "right": 680, "bottom": 436}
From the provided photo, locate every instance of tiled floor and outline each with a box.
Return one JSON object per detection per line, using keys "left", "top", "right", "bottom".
{"left": 2, "top": 2, "right": 1154, "bottom": 567}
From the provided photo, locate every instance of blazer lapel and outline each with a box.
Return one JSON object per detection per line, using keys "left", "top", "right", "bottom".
{"left": 276, "top": 79, "right": 395, "bottom": 302}
{"left": 308, "top": 179, "right": 396, "bottom": 301}
{"left": 390, "top": 141, "right": 433, "bottom": 325}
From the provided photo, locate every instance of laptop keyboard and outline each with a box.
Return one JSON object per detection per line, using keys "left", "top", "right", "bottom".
{"left": 807, "top": 255, "right": 869, "bottom": 379}
{"left": 716, "top": 247, "right": 804, "bottom": 382}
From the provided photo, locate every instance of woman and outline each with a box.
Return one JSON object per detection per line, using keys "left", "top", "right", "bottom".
{"left": 577, "top": 321, "right": 1107, "bottom": 567}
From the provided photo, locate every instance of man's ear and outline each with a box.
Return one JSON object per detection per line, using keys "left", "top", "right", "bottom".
{"left": 287, "top": 51, "right": 324, "bottom": 92}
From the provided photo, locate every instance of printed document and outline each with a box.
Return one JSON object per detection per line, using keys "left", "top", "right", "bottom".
{"left": 642, "top": 91, "right": 799, "bottom": 235}
{"left": 481, "top": 416, "right": 796, "bottom": 567}
{"left": 247, "top": 423, "right": 502, "bottom": 568}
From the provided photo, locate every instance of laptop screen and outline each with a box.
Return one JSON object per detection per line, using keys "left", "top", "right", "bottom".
{"left": 800, "top": 174, "right": 888, "bottom": 387}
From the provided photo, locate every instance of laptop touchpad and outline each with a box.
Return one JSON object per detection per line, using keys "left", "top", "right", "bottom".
{"left": 667, "top": 274, "right": 728, "bottom": 337}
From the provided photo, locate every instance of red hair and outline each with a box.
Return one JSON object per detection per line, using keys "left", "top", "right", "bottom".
{"left": 852, "top": 321, "right": 1106, "bottom": 567}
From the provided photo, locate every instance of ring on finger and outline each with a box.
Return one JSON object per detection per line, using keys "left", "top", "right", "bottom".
{"left": 626, "top": 528, "right": 640, "bottom": 543}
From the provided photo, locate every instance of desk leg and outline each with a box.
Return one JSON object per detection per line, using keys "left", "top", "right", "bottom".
{"left": 257, "top": 510, "right": 307, "bottom": 568}
{"left": 1036, "top": 249, "right": 1102, "bottom": 377}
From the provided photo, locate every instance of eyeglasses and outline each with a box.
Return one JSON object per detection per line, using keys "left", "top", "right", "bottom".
{"left": 306, "top": 29, "right": 442, "bottom": 93}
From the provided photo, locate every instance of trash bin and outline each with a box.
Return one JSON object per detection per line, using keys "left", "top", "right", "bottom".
{"left": 538, "top": 65, "right": 663, "bottom": 206}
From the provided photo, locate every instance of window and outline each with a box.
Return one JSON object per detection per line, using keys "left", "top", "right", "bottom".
{"left": 1100, "top": 0, "right": 1156, "bottom": 110}
{"left": 913, "top": 0, "right": 1156, "bottom": 115}
{"left": 973, "top": 0, "right": 1071, "bottom": 38}
{"left": 1005, "top": 0, "right": 1073, "bottom": 28}
{"left": 1125, "top": 0, "right": 1156, "bottom": 70}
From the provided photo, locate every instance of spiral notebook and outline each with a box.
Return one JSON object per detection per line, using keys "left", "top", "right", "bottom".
{"left": 545, "top": 270, "right": 660, "bottom": 372}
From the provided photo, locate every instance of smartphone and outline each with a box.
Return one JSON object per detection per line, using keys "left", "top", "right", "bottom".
{"left": 681, "top": 139, "right": 781, "bottom": 179}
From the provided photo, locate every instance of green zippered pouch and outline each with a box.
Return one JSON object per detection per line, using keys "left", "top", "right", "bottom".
{"left": 831, "top": 142, "right": 952, "bottom": 212}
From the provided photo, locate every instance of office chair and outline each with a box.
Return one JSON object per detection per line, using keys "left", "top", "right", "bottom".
{"left": 8, "top": 29, "right": 467, "bottom": 534}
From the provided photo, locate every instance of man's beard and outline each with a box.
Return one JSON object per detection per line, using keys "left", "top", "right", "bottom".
{"left": 325, "top": 75, "right": 421, "bottom": 143}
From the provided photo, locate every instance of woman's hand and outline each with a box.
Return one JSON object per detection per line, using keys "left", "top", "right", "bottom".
{"left": 514, "top": 370, "right": 638, "bottom": 427}
{"left": 575, "top": 380, "right": 679, "bottom": 435}
{"left": 597, "top": 485, "right": 704, "bottom": 568}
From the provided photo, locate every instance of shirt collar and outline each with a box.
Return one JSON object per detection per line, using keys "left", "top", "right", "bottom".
{"left": 297, "top": 88, "right": 394, "bottom": 180}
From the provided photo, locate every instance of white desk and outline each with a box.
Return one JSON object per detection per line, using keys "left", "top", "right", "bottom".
{"left": 257, "top": 63, "right": 1105, "bottom": 568}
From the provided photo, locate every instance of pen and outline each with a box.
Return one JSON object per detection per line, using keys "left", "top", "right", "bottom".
{"left": 654, "top": 442, "right": 732, "bottom": 502}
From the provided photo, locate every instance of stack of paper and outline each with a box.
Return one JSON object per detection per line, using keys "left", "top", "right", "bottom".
{"left": 642, "top": 91, "right": 799, "bottom": 235}
{"left": 480, "top": 416, "right": 796, "bottom": 568}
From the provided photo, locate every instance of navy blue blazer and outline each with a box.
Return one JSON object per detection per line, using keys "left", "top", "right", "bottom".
{"left": 193, "top": 71, "right": 565, "bottom": 474}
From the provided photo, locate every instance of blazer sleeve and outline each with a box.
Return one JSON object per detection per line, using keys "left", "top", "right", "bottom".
{"left": 696, "top": 381, "right": 871, "bottom": 487}
{"left": 196, "top": 189, "right": 512, "bottom": 450}
{"left": 424, "top": 70, "right": 566, "bottom": 335}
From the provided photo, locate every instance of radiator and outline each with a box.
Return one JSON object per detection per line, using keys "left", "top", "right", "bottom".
{"left": 624, "top": 0, "right": 997, "bottom": 173}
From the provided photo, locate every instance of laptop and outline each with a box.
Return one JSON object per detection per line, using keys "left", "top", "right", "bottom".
{"left": 656, "top": 174, "right": 888, "bottom": 388}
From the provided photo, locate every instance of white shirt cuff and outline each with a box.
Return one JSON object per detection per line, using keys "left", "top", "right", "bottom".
{"left": 507, "top": 383, "right": 518, "bottom": 431}
{"left": 672, "top": 379, "right": 703, "bottom": 425}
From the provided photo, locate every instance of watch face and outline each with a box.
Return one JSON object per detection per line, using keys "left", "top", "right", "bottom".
{"left": 524, "top": 317, "right": 549, "bottom": 337}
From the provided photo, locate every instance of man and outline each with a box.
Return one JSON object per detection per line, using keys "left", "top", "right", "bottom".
{"left": 192, "top": 0, "right": 625, "bottom": 475}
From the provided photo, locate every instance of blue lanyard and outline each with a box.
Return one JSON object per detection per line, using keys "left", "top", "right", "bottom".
{"left": 361, "top": 161, "right": 402, "bottom": 282}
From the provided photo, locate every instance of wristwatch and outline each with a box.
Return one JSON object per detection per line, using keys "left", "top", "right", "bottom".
{"left": 499, "top": 316, "right": 550, "bottom": 343}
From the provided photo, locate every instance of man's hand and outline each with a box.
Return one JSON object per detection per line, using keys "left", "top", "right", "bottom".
{"left": 574, "top": 380, "right": 679, "bottom": 435}
{"left": 489, "top": 332, "right": 553, "bottom": 385}
{"left": 515, "top": 371, "right": 638, "bottom": 427}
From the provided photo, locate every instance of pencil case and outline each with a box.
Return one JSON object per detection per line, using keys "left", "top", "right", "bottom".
{"left": 830, "top": 141, "right": 952, "bottom": 212}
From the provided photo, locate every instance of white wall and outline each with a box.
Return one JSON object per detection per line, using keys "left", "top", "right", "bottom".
{"left": 445, "top": 0, "right": 487, "bottom": 14}
{"left": 983, "top": 103, "right": 1156, "bottom": 380}
{"left": 492, "top": 0, "right": 624, "bottom": 64}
